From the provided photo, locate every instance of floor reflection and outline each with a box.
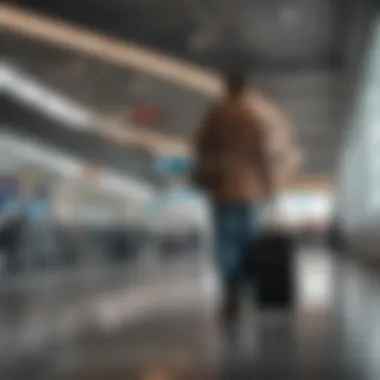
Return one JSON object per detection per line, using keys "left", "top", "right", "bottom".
{"left": 0, "top": 248, "right": 379, "bottom": 379}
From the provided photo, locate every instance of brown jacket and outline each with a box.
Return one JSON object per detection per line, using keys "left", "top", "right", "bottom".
{"left": 194, "top": 98, "right": 270, "bottom": 202}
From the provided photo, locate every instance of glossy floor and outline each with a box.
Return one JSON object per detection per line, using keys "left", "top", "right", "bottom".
{"left": 0, "top": 248, "right": 379, "bottom": 379}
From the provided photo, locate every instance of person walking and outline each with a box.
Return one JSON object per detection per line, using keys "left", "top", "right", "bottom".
{"left": 193, "top": 70, "right": 273, "bottom": 322}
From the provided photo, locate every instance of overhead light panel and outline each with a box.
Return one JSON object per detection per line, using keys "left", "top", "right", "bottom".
{"left": 1, "top": 63, "right": 95, "bottom": 130}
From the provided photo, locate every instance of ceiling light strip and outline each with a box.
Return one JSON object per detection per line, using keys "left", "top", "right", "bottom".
{"left": 1, "top": 63, "right": 95, "bottom": 129}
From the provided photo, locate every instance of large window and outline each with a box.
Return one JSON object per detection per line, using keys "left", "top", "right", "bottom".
{"left": 339, "top": 14, "right": 380, "bottom": 226}
{"left": 363, "top": 18, "right": 380, "bottom": 209}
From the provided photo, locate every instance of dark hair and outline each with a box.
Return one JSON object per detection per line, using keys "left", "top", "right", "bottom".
{"left": 224, "top": 70, "right": 247, "bottom": 96}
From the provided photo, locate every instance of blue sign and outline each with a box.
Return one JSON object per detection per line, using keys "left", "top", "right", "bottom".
{"left": 155, "top": 156, "right": 193, "bottom": 175}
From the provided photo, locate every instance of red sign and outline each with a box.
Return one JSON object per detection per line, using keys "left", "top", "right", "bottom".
{"left": 132, "top": 104, "right": 161, "bottom": 125}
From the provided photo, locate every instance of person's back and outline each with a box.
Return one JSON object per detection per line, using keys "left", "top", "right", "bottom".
{"left": 193, "top": 70, "right": 272, "bottom": 322}
{"left": 194, "top": 73, "right": 271, "bottom": 203}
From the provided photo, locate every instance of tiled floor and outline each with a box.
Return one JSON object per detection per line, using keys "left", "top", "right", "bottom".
{"left": 0, "top": 248, "right": 379, "bottom": 379}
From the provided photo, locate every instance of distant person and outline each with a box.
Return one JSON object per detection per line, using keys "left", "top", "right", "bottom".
{"left": 0, "top": 213, "right": 24, "bottom": 274}
{"left": 193, "top": 70, "right": 273, "bottom": 322}
{"left": 327, "top": 217, "right": 345, "bottom": 253}
{"left": 0, "top": 194, "right": 26, "bottom": 274}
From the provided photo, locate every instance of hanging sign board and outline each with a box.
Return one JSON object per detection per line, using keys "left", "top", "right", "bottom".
{"left": 155, "top": 155, "right": 192, "bottom": 175}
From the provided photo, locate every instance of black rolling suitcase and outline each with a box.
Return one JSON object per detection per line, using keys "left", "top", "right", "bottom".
{"left": 245, "top": 230, "right": 295, "bottom": 310}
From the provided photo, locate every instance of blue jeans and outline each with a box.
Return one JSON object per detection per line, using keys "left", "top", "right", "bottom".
{"left": 212, "top": 202, "right": 258, "bottom": 290}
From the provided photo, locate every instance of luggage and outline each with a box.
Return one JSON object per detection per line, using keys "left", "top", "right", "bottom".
{"left": 244, "top": 230, "right": 295, "bottom": 310}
